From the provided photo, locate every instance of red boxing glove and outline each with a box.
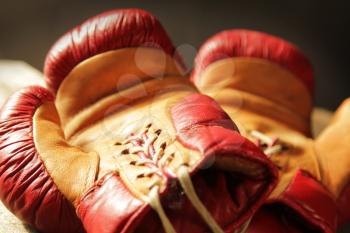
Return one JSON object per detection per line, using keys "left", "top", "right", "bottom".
{"left": 191, "top": 29, "right": 349, "bottom": 233}
{"left": 246, "top": 206, "right": 305, "bottom": 233}
{"left": 0, "top": 10, "right": 277, "bottom": 233}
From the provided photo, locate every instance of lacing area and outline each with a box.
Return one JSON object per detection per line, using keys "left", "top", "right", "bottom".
{"left": 113, "top": 123, "right": 250, "bottom": 233}
{"left": 177, "top": 166, "right": 224, "bottom": 233}
{"left": 147, "top": 186, "right": 177, "bottom": 233}
{"left": 249, "top": 130, "right": 288, "bottom": 157}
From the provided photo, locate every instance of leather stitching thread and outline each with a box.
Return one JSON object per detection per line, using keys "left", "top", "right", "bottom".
{"left": 113, "top": 123, "right": 245, "bottom": 233}
{"left": 114, "top": 123, "right": 172, "bottom": 190}
{"left": 250, "top": 130, "right": 289, "bottom": 156}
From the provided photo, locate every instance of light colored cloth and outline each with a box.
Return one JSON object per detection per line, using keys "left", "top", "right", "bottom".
{"left": 0, "top": 201, "right": 37, "bottom": 233}
{"left": 0, "top": 60, "right": 45, "bottom": 106}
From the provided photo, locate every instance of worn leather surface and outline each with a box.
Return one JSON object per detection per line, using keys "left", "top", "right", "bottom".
{"left": 0, "top": 108, "right": 340, "bottom": 233}
{"left": 44, "top": 8, "right": 184, "bottom": 93}
{"left": 191, "top": 29, "right": 350, "bottom": 233}
{"left": 191, "top": 29, "right": 314, "bottom": 93}
{"left": 66, "top": 48, "right": 276, "bottom": 232}
{"left": 0, "top": 87, "right": 85, "bottom": 233}
{"left": 246, "top": 170, "right": 345, "bottom": 233}
{"left": 0, "top": 10, "right": 277, "bottom": 233}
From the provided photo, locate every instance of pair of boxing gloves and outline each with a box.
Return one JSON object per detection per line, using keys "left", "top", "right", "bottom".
{"left": 0, "top": 9, "right": 349, "bottom": 233}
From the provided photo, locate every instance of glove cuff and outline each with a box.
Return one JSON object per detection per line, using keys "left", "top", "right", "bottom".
{"left": 77, "top": 173, "right": 150, "bottom": 233}
{"left": 268, "top": 170, "right": 337, "bottom": 233}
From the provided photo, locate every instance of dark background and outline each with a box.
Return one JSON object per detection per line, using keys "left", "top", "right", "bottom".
{"left": 0, "top": 0, "right": 350, "bottom": 232}
{"left": 0, "top": 0, "right": 350, "bottom": 110}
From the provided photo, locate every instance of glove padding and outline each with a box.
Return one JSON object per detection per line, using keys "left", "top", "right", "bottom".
{"left": 0, "top": 10, "right": 277, "bottom": 233}
{"left": 191, "top": 29, "right": 349, "bottom": 233}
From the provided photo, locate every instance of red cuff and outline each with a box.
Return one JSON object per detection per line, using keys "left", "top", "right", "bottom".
{"left": 77, "top": 173, "right": 150, "bottom": 233}
{"left": 269, "top": 170, "right": 337, "bottom": 233}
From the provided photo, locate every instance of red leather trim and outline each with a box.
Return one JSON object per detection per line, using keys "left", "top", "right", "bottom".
{"left": 247, "top": 207, "right": 303, "bottom": 233}
{"left": 0, "top": 86, "right": 84, "bottom": 233}
{"left": 336, "top": 182, "right": 350, "bottom": 226}
{"left": 269, "top": 170, "right": 338, "bottom": 233}
{"left": 192, "top": 29, "right": 314, "bottom": 94}
{"left": 171, "top": 93, "right": 239, "bottom": 133}
{"left": 171, "top": 94, "right": 278, "bottom": 231}
{"left": 171, "top": 94, "right": 277, "bottom": 172}
{"left": 44, "top": 8, "right": 185, "bottom": 93}
{"left": 77, "top": 173, "right": 150, "bottom": 233}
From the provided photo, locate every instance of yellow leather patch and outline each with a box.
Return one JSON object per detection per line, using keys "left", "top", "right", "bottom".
{"left": 197, "top": 57, "right": 312, "bottom": 134}
{"left": 315, "top": 98, "right": 350, "bottom": 197}
{"left": 33, "top": 102, "right": 99, "bottom": 205}
{"left": 56, "top": 47, "right": 184, "bottom": 138}
{"left": 53, "top": 48, "right": 206, "bottom": 199}
{"left": 67, "top": 87, "right": 200, "bottom": 198}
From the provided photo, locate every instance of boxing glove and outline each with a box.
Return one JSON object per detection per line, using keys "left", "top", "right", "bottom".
{"left": 191, "top": 30, "right": 350, "bottom": 233}
{"left": 0, "top": 10, "right": 277, "bottom": 233}
{"left": 246, "top": 206, "right": 307, "bottom": 233}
